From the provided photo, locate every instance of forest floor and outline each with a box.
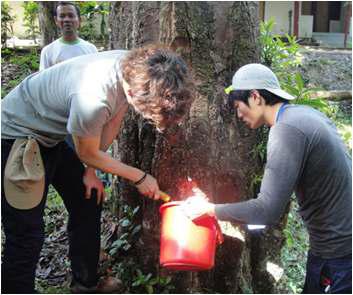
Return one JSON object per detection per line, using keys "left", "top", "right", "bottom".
{"left": 1, "top": 46, "right": 352, "bottom": 294}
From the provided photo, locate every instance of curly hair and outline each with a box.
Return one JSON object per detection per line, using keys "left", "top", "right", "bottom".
{"left": 120, "top": 44, "right": 195, "bottom": 131}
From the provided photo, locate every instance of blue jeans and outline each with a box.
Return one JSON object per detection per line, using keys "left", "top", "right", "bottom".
{"left": 1, "top": 139, "right": 102, "bottom": 293}
{"left": 303, "top": 251, "right": 352, "bottom": 294}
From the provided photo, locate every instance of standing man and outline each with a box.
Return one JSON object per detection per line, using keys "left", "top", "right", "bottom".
{"left": 183, "top": 64, "right": 352, "bottom": 294}
{"left": 1, "top": 46, "right": 194, "bottom": 293}
{"left": 39, "top": 1, "right": 98, "bottom": 71}
{"left": 40, "top": 1, "right": 105, "bottom": 204}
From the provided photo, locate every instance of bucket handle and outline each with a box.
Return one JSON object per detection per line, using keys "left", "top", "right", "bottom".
{"left": 214, "top": 219, "right": 224, "bottom": 245}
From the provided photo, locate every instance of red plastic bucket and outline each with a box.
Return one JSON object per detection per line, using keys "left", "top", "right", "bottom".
{"left": 159, "top": 201, "right": 223, "bottom": 271}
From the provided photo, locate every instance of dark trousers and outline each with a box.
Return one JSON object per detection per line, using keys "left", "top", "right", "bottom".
{"left": 1, "top": 139, "right": 102, "bottom": 294}
{"left": 303, "top": 251, "right": 352, "bottom": 294}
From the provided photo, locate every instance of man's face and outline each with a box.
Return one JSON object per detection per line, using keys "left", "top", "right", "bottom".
{"left": 55, "top": 5, "right": 80, "bottom": 36}
{"left": 233, "top": 92, "right": 265, "bottom": 129}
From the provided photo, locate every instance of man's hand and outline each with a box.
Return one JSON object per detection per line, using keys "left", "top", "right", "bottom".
{"left": 135, "top": 173, "right": 161, "bottom": 200}
{"left": 181, "top": 191, "right": 215, "bottom": 220}
{"left": 83, "top": 167, "right": 106, "bottom": 205}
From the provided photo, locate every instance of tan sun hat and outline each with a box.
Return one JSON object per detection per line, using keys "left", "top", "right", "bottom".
{"left": 4, "top": 138, "right": 45, "bottom": 210}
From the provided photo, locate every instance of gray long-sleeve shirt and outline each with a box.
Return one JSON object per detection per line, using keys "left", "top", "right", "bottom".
{"left": 215, "top": 104, "right": 352, "bottom": 259}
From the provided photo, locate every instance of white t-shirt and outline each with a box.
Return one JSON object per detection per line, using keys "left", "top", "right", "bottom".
{"left": 2, "top": 50, "right": 128, "bottom": 147}
{"left": 39, "top": 37, "right": 98, "bottom": 71}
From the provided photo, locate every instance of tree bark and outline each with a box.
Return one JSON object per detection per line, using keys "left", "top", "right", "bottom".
{"left": 38, "top": 2, "right": 58, "bottom": 47}
{"left": 109, "top": 2, "right": 287, "bottom": 293}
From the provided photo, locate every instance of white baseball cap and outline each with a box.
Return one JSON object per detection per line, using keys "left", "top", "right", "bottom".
{"left": 225, "top": 63, "right": 295, "bottom": 100}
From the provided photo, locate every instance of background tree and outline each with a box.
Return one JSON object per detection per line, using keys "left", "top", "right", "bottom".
{"left": 1, "top": 1, "right": 15, "bottom": 48}
{"left": 38, "top": 1, "right": 58, "bottom": 46}
{"left": 22, "top": 1, "right": 40, "bottom": 44}
{"left": 108, "top": 2, "right": 288, "bottom": 293}
{"left": 77, "top": 1, "right": 110, "bottom": 48}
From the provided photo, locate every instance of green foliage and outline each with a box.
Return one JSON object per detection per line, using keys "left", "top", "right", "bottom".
{"left": 8, "top": 49, "right": 39, "bottom": 71}
{"left": 76, "top": 1, "right": 110, "bottom": 46}
{"left": 35, "top": 282, "right": 70, "bottom": 294}
{"left": 285, "top": 73, "right": 332, "bottom": 115}
{"left": 132, "top": 270, "right": 174, "bottom": 294}
{"left": 249, "top": 127, "right": 269, "bottom": 193}
{"left": 107, "top": 202, "right": 175, "bottom": 293}
{"left": 44, "top": 186, "right": 66, "bottom": 234}
{"left": 22, "top": 1, "right": 40, "bottom": 42}
{"left": 2, "top": 48, "right": 40, "bottom": 98}
{"left": 108, "top": 205, "right": 141, "bottom": 256}
{"left": 260, "top": 18, "right": 300, "bottom": 73}
{"left": 327, "top": 102, "right": 352, "bottom": 153}
{"left": 260, "top": 18, "right": 330, "bottom": 115}
{"left": 1, "top": 1, "right": 15, "bottom": 47}
{"left": 280, "top": 201, "right": 309, "bottom": 293}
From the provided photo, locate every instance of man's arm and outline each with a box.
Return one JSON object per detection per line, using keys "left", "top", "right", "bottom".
{"left": 214, "top": 124, "right": 308, "bottom": 225}
{"left": 183, "top": 124, "right": 308, "bottom": 225}
{"left": 72, "top": 134, "right": 160, "bottom": 199}
{"left": 99, "top": 102, "right": 129, "bottom": 151}
{"left": 83, "top": 102, "right": 128, "bottom": 200}
{"left": 73, "top": 135, "right": 141, "bottom": 181}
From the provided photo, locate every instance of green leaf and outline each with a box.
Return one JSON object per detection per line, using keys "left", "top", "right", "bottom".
{"left": 131, "top": 225, "right": 142, "bottom": 236}
{"left": 123, "top": 243, "right": 131, "bottom": 251}
{"left": 121, "top": 219, "right": 131, "bottom": 227}
{"left": 120, "top": 232, "right": 129, "bottom": 240}
{"left": 109, "top": 247, "right": 118, "bottom": 256}
{"left": 132, "top": 281, "right": 141, "bottom": 287}
{"left": 165, "top": 276, "right": 172, "bottom": 284}
{"left": 295, "top": 73, "right": 304, "bottom": 91}
{"left": 132, "top": 206, "right": 140, "bottom": 215}
{"left": 149, "top": 278, "right": 158, "bottom": 285}
{"left": 111, "top": 239, "right": 126, "bottom": 249}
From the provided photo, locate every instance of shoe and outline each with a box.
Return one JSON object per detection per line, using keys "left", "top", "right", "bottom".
{"left": 71, "top": 276, "right": 124, "bottom": 294}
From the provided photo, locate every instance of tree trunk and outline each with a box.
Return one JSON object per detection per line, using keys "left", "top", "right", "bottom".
{"left": 38, "top": 2, "right": 58, "bottom": 46}
{"left": 109, "top": 2, "right": 287, "bottom": 293}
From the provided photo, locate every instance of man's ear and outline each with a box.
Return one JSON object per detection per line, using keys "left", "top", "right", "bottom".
{"left": 251, "top": 90, "right": 262, "bottom": 105}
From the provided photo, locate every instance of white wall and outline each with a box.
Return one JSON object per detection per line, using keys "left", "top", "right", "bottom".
{"left": 299, "top": 15, "right": 313, "bottom": 38}
{"left": 264, "top": 1, "right": 294, "bottom": 35}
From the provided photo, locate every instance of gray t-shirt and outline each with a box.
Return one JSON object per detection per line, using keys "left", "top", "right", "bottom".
{"left": 39, "top": 37, "right": 98, "bottom": 71}
{"left": 2, "top": 50, "right": 128, "bottom": 147}
{"left": 215, "top": 104, "right": 352, "bottom": 259}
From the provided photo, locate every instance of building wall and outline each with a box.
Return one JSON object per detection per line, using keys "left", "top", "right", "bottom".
{"left": 301, "top": 2, "right": 312, "bottom": 15}
{"left": 264, "top": 1, "right": 294, "bottom": 34}
{"left": 315, "top": 2, "right": 329, "bottom": 32}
